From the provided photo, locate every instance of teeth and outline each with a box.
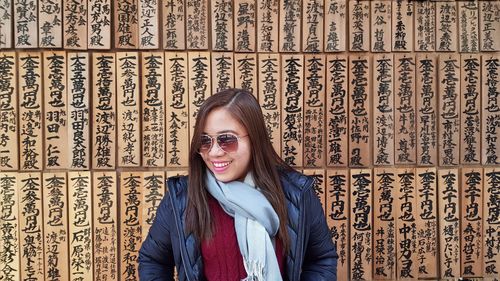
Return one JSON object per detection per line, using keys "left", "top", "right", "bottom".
{"left": 213, "top": 161, "right": 230, "bottom": 168}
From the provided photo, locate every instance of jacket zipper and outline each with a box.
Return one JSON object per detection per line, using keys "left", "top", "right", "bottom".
{"left": 293, "top": 177, "right": 315, "bottom": 281}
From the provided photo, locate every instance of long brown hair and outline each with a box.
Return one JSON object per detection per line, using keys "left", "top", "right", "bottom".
{"left": 185, "top": 88, "right": 291, "bottom": 252}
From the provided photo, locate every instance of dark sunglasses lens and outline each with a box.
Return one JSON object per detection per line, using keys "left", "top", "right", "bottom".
{"left": 199, "top": 135, "right": 212, "bottom": 152}
{"left": 217, "top": 134, "right": 239, "bottom": 152}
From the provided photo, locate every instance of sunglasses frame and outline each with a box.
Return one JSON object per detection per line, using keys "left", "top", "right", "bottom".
{"left": 198, "top": 133, "right": 249, "bottom": 154}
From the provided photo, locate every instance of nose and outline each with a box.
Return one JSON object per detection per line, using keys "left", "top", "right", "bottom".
{"left": 208, "top": 140, "right": 225, "bottom": 156}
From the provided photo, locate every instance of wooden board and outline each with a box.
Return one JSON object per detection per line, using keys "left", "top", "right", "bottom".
{"left": 349, "top": 0, "right": 370, "bottom": 52}
{"left": 459, "top": 0, "right": 479, "bottom": 53}
{"left": 63, "top": 0, "right": 87, "bottom": 49}
{"left": 303, "top": 169, "right": 326, "bottom": 209}
{"left": 483, "top": 167, "right": 500, "bottom": 277}
{"left": 0, "top": 0, "right": 12, "bottom": 48}
{"left": 234, "top": 0, "right": 256, "bottom": 52}
{"left": 162, "top": 0, "right": 185, "bottom": 49}
{"left": 44, "top": 51, "right": 68, "bottom": 170}
{"left": 482, "top": 54, "right": 500, "bottom": 165}
{"left": 43, "top": 172, "right": 69, "bottom": 281}
{"left": 211, "top": 52, "right": 234, "bottom": 94}
{"left": 436, "top": 1, "right": 458, "bottom": 52}
{"left": 39, "top": 0, "right": 63, "bottom": 47}
{"left": 0, "top": 173, "right": 19, "bottom": 281}
{"left": 138, "top": 0, "right": 159, "bottom": 49}
{"left": 392, "top": 0, "right": 413, "bottom": 52}
{"left": 326, "top": 54, "right": 348, "bottom": 167}
{"left": 188, "top": 52, "right": 211, "bottom": 139}
{"left": 67, "top": 52, "right": 90, "bottom": 169}
{"left": 14, "top": 0, "right": 37, "bottom": 47}
{"left": 0, "top": 52, "right": 18, "bottom": 170}
{"left": 279, "top": 0, "right": 301, "bottom": 52}
{"left": 114, "top": 0, "right": 139, "bottom": 48}
{"left": 186, "top": 0, "right": 208, "bottom": 49}
{"left": 92, "top": 53, "right": 116, "bottom": 169}
{"left": 302, "top": 0, "right": 324, "bottom": 52}
{"left": 257, "top": 0, "right": 278, "bottom": 52}
{"left": 414, "top": 1, "right": 435, "bottom": 52}
{"left": 370, "top": 1, "right": 391, "bottom": 53}
{"left": 165, "top": 52, "right": 189, "bottom": 167}
{"left": 479, "top": 1, "right": 500, "bottom": 51}
{"left": 88, "top": 0, "right": 112, "bottom": 49}
{"left": 19, "top": 52, "right": 43, "bottom": 171}
{"left": 234, "top": 53, "right": 257, "bottom": 96}
{"left": 258, "top": 53, "right": 281, "bottom": 155}
{"left": 142, "top": 171, "right": 165, "bottom": 240}
{"left": 324, "top": 0, "right": 346, "bottom": 52}
{"left": 373, "top": 54, "right": 394, "bottom": 166}
{"left": 142, "top": 52, "right": 165, "bottom": 167}
{"left": 211, "top": 0, "right": 233, "bottom": 51}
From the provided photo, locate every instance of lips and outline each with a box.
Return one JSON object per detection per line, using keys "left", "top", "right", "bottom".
{"left": 212, "top": 161, "right": 232, "bottom": 172}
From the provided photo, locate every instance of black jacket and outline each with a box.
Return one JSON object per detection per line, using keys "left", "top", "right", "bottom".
{"left": 138, "top": 169, "right": 338, "bottom": 281}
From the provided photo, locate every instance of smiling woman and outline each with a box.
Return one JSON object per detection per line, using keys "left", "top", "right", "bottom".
{"left": 139, "top": 89, "right": 338, "bottom": 281}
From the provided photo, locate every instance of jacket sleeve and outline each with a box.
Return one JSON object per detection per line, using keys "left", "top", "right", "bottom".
{"left": 300, "top": 186, "right": 338, "bottom": 281}
{"left": 138, "top": 192, "right": 176, "bottom": 281}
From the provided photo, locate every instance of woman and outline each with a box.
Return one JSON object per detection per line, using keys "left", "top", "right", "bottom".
{"left": 139, "top": 89, "right": 337, "bottom": 281}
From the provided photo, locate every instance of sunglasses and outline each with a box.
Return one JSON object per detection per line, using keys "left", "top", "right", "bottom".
{"left": 198, "top": 133, "right": 248, "bottom": 154}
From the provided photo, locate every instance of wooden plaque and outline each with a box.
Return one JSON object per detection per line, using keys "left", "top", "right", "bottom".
{"left": 459, "top": 1, "right": 479, "bottom": 53}
{"left": 68, "top": 52, "right": 90, "bottom": 170}
{"left": 63, "top": 0, "right": 87, "bottom": 49}
{"left": 166, "top": 170, "right": 188, "bottom": 178}
{"left": 68, "top": 171, "right": 92, "bottom": 281}
{"left": 93, "top": 171, "right": 118, "bottom": 281}
{"left": 234, "top": 53, "right": 257, "bottom": 96}
{"left": 349, "top": 0, "right": 370, "bottom": 52}
{"left": 138, "top": 0, "right": 159, "bottom": 49}
{"left": 88, "top": 0, "right": 112, "bottom": 49}
{"left": 43, "top": 172, "right": 69, "bottom": 281}
{"left": 0, "top": 173, "right": 19, "bottom": 281}
{"left": 392, "top": 0, "right": 413, "bottom": 52}
{"left": 281, "top": 54, "right": 304, "bottom": 167}
{"left": 373, "top": 168, "right": 396, "bottom": 280}
{"left": 0, "top": 0, "right": 12, "bottom": 48}
{"left": 326, "top": 55, "right": 348, "bottom": 167}
{"left": 44, "top": 51, "right": 68, "bottom": 170}
{"left": 142, "top": 171, "right": 165, "bottom": 240}
{"left": 303, "top": 169, "right": 326, "bottom": 209}
{"left": 186, "top": 0, "right": 208, "bottom": 49}
{"left": 302, "top": 0, "right": 324, "bottom": 53}
{"left": 348, "top": 56, "right": 371, "bottom": 167}
{"left": 211, "top": 52, "right": 234, "bottom": 94}
{"left": 414, "top": 1, "right": 436, "bottom": 52}
{"left": 39, "top": 0, "right": 63, "bottom": 47}
{"left": 279, "top": 0, "right": 301, "bottom": 52}
{"left": 19, "top": 52, "right": 43, "bottom": 171}
{"left": 234, "top": 0, "right": 256, "bottom": 52}
{"left": 371, "top": 1, "right": 392, "bottom": 53}
{"left": 479, "top": 1, "right": 500, "bottom": 52}
{"left": 14, "top": 0, "right": 37, "bottom": 48}
{"left": 142, "top": 52, "right": 165, "bottom": 167}
{"left": 436, "top": 1, "right": 458, "bottom": 52}
{"left": 324, "top": 0, "right": 346, "bottom": 52}
{"left": 482, "top": 54, "right": 500, "bottom": 165}
{"left": 326, "top": 169, "right": 349, "bottom": 281}
{"left": 0, "top": 53, "right": 18, "bottom": 170}
{"left": 438, "top": 54, "right": 461, "bottom": 166}
{"left": 257, "top": 0, "right": 278, "bottom": 52}
{"left": 115, "top": 0, "right": 139, "bottom": 48}
{"left": 483, "top": 167, "right": 500, "bottom": 277}
{"left": 258, "top": 53, "right": 281, "bottom": 155}
{"left": 188, "top": 52, "right": 211, "bottom": 139}
{"left": 163, "top": 0, "right": 185, "bottom": 50}
{"left": 211, "top": 0, "right": 233, "bottom": 51}
{"left": 117, "top": 52, "right": 141, "bottom": 167}
{"left": 92, "top": 53, "right": 116, "bottom": 169}
{"left": 373, "top": 54, "right": 394, "bottom": 166}
{"left": 416, "top": 54, "right": 438, "bottom": 166}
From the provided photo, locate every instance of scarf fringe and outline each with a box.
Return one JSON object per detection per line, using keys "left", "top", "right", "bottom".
{"left": 242, "top": 259, "right": 265, "bottom": 281}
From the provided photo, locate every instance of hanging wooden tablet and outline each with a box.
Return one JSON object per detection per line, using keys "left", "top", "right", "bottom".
{"left": 138, "top": 0, "right": 159, "bottom": 49}
{"left": 373, "top": 168, "right": 396, "bottom": 280}
{"left": 326, "top": 169, "right": 349, "bottom": 281}
{"left": 115, "top": 0, "right": 138, "bottom": 48}
{"left": 396, "top": 168, "right": 418, "bottom": 279}
{"left": 234, "top": 0, "right": 256, "bottom": 52}
{"left": 257, "top": 0, "right": 278, "bottom": 52}
{"left": 279, "top": 0, "right": 301, "bottom": 52}
{"left": 392, "top": 0, "right": 413, "bottom": 52}
{"left": 0, "top": 0, "right": 12, "bottom": 48}
{"left": 281, "top": 54, "right": 304, "bottom": 167}
{"left": 163, "top": 0, "right": 185, "bottom": 50}
{"left": 142, "top": 171, "right": 165, "bottom": 240}
{"left": 68, "top": 171, "right": 92, "bottom": 281}
{"left": 44, "top": 51, "right": 68, "bottom": 170}
{"left": 304, "top": 55, "right": 325, "bottom": 167}
{"left": 0, "top": 173, "right": 19, "bottom": 281}
{"left": 63, "top": 0, "right": 87, "bottom": 49}
{"left": 92, "top": 53, "right": 116, "bottom": 169}
{"left": 19, "top": 173, "right": 44, "bottom": 281}
{"left": 258, "top": 53, "right": 281, "bottom": 154}
{"left": 14, "top": 0, "right": 37, "bottom": 47}
{"left": 234, "top": 53, "right": 257, "bottom": 96}
{"left": 479, "top": 1, "right": 500, "bottom": 52}
{"left": 482, "top": 54, "right": 500, "bottom": 165}
{"left": 88, "top": 0, "right": 112, "bottom": 49}
{"left": 302, "top": 0, "right": 324, "bottom": 53}
{"left": 0, "top": 52, "right": 17, "bottom": 170}
{"left": 117, "top": 52, "right": 141, "bottom": 167}
{"left": 460, "top": 54, "right": 481, "bottom": 164}
{"left": 166, "top": 170, "right": 188, "bottom": 178}
{"left": 439, "top": 54, "right": 461, "bottom": 167}
{"left": 120, "top": 172, "right": 143, "bottom": 281}
{"left": 212, "top": 52, "right": 234, "bottom": 95}
{"left": 415, "top": 1, "right": 435, "bottom": 52}
{"left": 142, "top": 52, "right": 165, "bottom": 167}
{"left": 39, "top": 0, "right": 63, "bottom": 47}
{"left": 326, "top": 55, "right": 348, "bottom": 167}
{"left": 416, "top": 54, "right": 438, "bottom": 166}
{"left": 19, "top": 52, "right": 43, "bottom": 171}
{"left": 483, "top": 167, "right": 500, "bottom": 278}
{"left": 93, "top": 171, "right": 118, "bottom": 281}
{"left": 165, "top": 52, "right": 188, "bottom": 167}
{"left": 186, "top": 0, "right": 208, "bottom": 49}
{"left": 459, "top": 1, "right": 479, "bottom": 53}
{"left": 415, "top": 167, "right": 438, "bottom": 279}
{"left": 68, "top": 52, "right": 90, "bottom": 170}
{"left": 436, "top": 1, "right": 458, "bottom": 52}
{"left": 324, "top": 0, "right": 346, "bottom": 52}
{"left": 42, "top": 172, "right": 69, "bottom": 281}
{"left": 461, "top": 168, "right": 483, "bottom": 278}
{"left": 394, "top": 54, "right": 416, "bottom": 165}
{"left": 438, "top": 169, "right": 460, "bottom": 279}
{"left": 373, "top": 54, "right": 394, "bottom": 166}
{"left": 211, "top": 0, "right": 233, "bottom": 51}
{"left": 370, "top": 1, "right": 391, "bottom": 53}
{"left": 188, "top": 52, "right": 211, "bottom": 139}
{"left": 350, "top": 169, "right": 372, "bottom": 281}
{"left": 349, "top": 0, "right": 369, "bottom": 52}
{"left": 349, "top": 56, "right": 371, "bottom": 168}
{"left": 303, "top": 169, "right": 326, "bottom": 209}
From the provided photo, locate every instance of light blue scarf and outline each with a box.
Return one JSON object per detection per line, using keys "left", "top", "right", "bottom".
{"left": 205, "top": 171, "right": 283, "bottom": 281}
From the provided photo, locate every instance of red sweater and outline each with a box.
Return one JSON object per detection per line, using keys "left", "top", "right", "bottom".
{"left": 201, "top": 196, "right": 285, "bottom": 281}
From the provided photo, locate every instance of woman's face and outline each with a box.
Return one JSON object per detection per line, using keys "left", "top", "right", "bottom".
{"left": 200, "top": 107, "right": 252, "bottom": 182}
